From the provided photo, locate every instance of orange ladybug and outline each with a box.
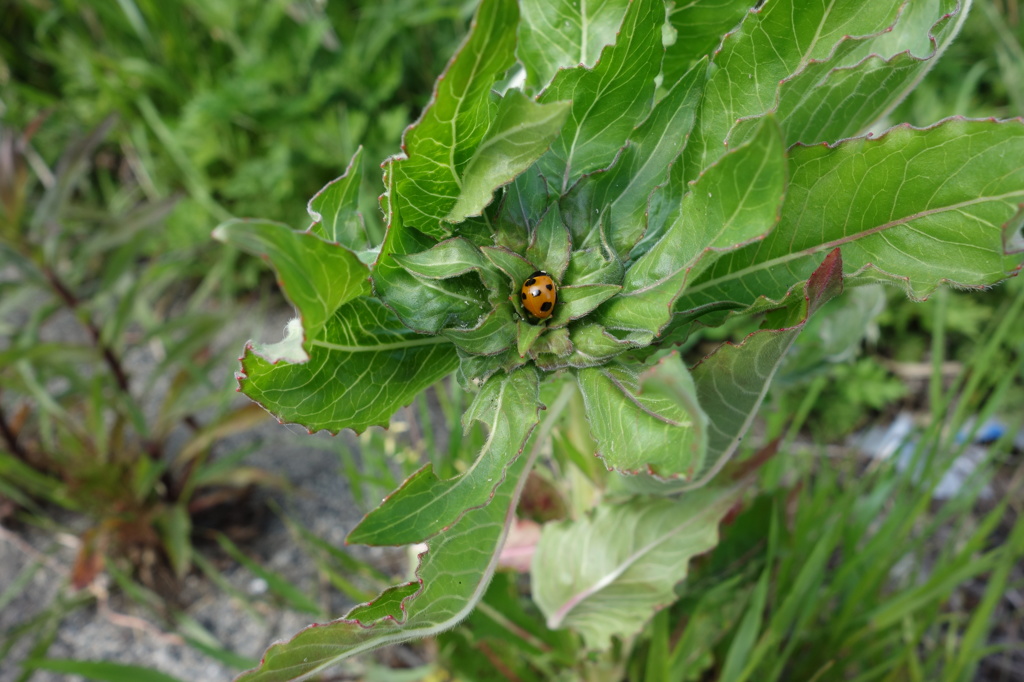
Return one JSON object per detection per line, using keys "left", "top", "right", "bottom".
{"left": 521, "top": 271, "right": 557, "bottom": 322}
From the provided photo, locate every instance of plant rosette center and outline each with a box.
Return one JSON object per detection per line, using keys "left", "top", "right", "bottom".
{"left": 373, "top": 216, "right": 637, "bottom": 382}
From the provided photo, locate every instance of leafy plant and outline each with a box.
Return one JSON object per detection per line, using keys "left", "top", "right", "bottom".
{"left": 218, "top": 0, "right": 1024, "bottom": 679}
{"left": 0, "top": 118, "right": 278, "bottom": 611}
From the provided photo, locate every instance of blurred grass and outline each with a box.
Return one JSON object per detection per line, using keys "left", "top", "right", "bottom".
{"left": 634, "top": 279, "right": 1024, "bottom": 682}
{"left": 1, "top": 0, "right": 470, "bottom": 249}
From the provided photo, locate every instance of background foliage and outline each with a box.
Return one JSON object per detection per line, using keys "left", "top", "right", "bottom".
{"left": 1, "top": 0, "right": 1023, "bottom": 681}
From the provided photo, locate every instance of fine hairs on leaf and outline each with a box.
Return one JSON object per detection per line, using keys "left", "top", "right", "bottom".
{"left": 224, "top": 0, "right": 1023, "bottom": 679}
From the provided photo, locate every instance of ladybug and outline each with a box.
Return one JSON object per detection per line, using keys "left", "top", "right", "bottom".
{"left": 520, "top": 270, "right": 557, "bottom": 322}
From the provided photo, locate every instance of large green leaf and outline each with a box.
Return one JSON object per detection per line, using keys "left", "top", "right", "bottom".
{"left": 237, "top": 297, "right": 457, "bottom": 433}
{"left": 525, "top": 205, "right": 572, "bottom": 281}
{"left": 689, "top": 250, "right": 844, "bottom": 483}
{"left": 347, "top": 367, "right": 541, "bottom": 546}
{"left": 564, "top": 323, "right": 653, "bottom": 369}
{"left": 775, "top": 284, "right": 888, "bottom": 385}
{"left": 517, "top": 0, "right": 631, "bottom": 92}
{"left": 563, "top": 57, "right": 706, "bottom": 258}
{"left": 682, "top": 0, "right": 904, "bottom": 179}
{"left": 213, "top": 219, "right": 370, "bottom": 362}
{"left": 536, "top": 0, "right": 664, "bottom": 194}
{"left": 235, "top": 433, "right": 537, "bottom": 681}
{"left": 599, "top": 117, "right": 786, "bottom": 334}
{"left": 442, "top": 301, "right": 519, "bottom": 356}
{"left": 307, "top": 147, "right": 367, "bottom": 250}
{"left": 531, "top": 484, "right": 745, "bottom": 649}
{"left": 726, "top": 0, "right": 966, "bottom": 149}
{"left": 446, "top": 90, "right": 570, "bottom": 224}
{"left": 678, "top": 119, "right": 1024, "bottom": 312}
{"left": 575, "top": 354, "right": 707, "bottom": 478}
{"left": 391, "top": 0, "right": 568, "bottom": 236}
{"left": 662, "top": 0, "right": 752, "bottom": 86}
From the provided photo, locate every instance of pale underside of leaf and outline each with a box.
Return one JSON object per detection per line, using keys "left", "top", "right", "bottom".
{"left": 532, "top": 488, "right": 743, "bottom": 649}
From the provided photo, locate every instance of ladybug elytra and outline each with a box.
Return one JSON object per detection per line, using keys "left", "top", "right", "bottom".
{"left": 520, "top": 271, "right": 557, "bottom": 322}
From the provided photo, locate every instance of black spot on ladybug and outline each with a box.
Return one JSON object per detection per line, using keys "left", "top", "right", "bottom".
{"left": 540, "top": 301, "right": 552, "bottom": 312}
{"left": 521, "top": 292, "right": 526, "bottom": 299}
{"left": 525, "top": 278, "right": 536, "bottom": 287}
{"left": 546, "top": 283, "right": 553, "bottom": 291}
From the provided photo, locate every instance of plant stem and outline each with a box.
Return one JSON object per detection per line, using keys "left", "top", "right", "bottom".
{"left": 42, "top": 264, "right": 132, "bottom": 395}
{"left": 0, "top": 391, "right": 29, "bottom": 461}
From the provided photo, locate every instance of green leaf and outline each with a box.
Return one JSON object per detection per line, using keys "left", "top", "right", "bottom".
{"left": 213, "top": 219, "right": 370, "bottom": 361}
{"left": 563, "top": 57, "right": 706, "bottom": 258}
{"left": 456, "top": 347, "right": 526, "bottom": 390}
{"left": 564, "top": 323, "right": 653, "bottom": 369}
{"left": 547, "top": 284, "right": 621, "bottom": 329}
{"left": 776, "top": 284, "right": 887, "bottom": 385}
{"left": 525, "top": 206, "right": 572, "bottom": 281}
{"left": 685, "top": 248, "right": 845, "bottom": 485}
{"left": 531, "top": 485, "right": 745, "bottom": 649}
{"left": 392, "top": 0, "right": 540, "bottom": 236}
{"left": 447, "top": 90, "right": 570, "bottom": 224}
{"left": 158, "top": 503, "right": 192, "bottom": 580}
{"left": 394, "top": 237, "right": 505, "bottom": 298}
{"left": 348, "top": 367, "right": 541, "bottom": 546}
{"left": 619, "top": 249, "right": 847, "bottom": 498}
{"left": 846, "top": 0, "right": 961, "bottom": 61}
{"left": 662, "top": 0, "right": 752, "bottom": 85}
{"left": 600, "top": 117, "right": 786, "bottom": 334}
{"left": 516, "top": 319, "right": 547, "bottom": 357}
{"left": 307, "top": 147, "right": 368, "bottom": 250}
{"left": 238, "top": 297, "right": 458, "bottom": 433}
{"left": 481, "top": 244, "right": 540, "bottom": 323}
{"left": 25, "top": 659, "right": 185, "bottom": 682}
{"left": 576, "top": 354, "right": 707, "bottom": 478}
{"left": 536, "top": 0, "right": 664, "bottom": 194}
{"left": 517, "top": 0, "right": 631, "bottom": 92}
{"left": 562, "top": 244, "right": 624, "bottom": 286}
{"left": 442, "top": 301, "right": 519, "bottom": 356}
{"left": 679, "top": 119, "right": 1024, "bottom": 312}
{"left": 726, "top": 1, "right": 968, "bottom": 149}
{"left": 346, "top": 583, "right": 421, "bottom": 622}
{"left": 374, "top": 207, "right": 492, "bottom": 334}
{"left": 682, "top": 0, "right": 904, "bottom": 179}
{"left": 235, "top": 437, "right": 537, "bottom": 682}
{"left": 499, "top": 167, "right": 552, "bottom": 236}
{"left": 531, "top": 326, "right": 575, "bottom": 367}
